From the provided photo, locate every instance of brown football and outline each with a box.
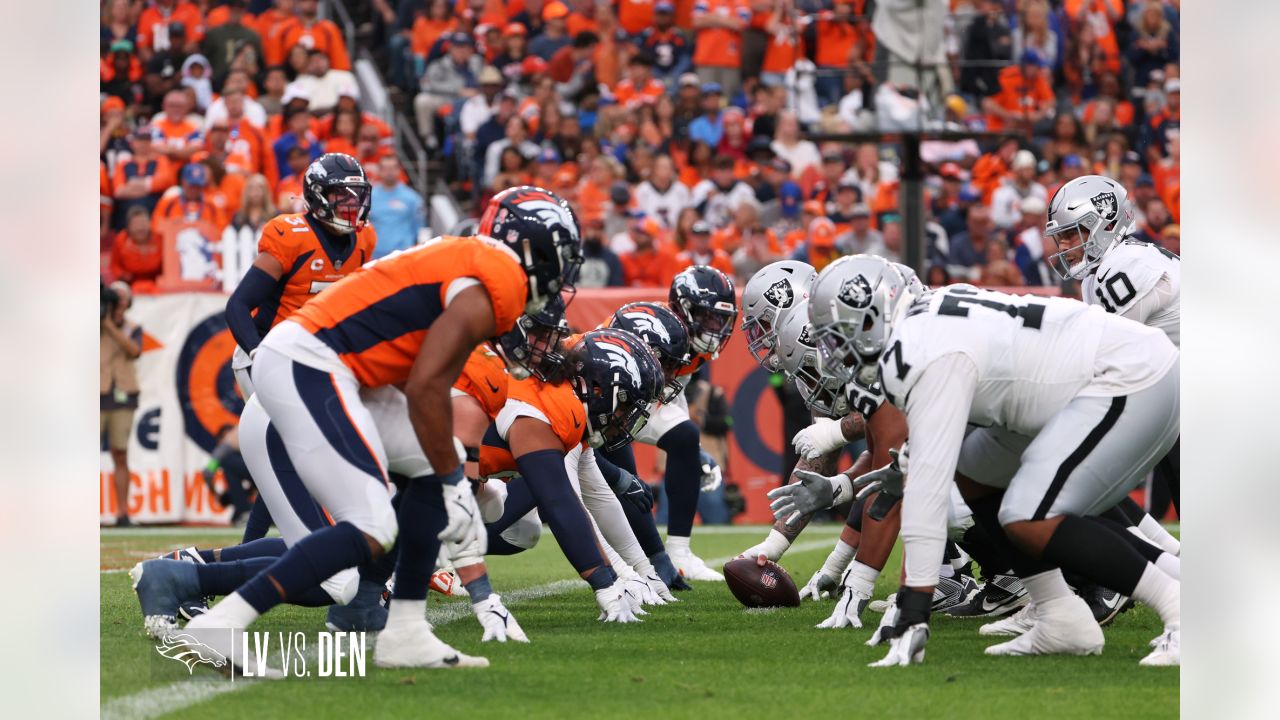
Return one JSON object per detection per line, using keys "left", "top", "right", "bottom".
{"left": 723, "top": 558, "right": 801, "bottom": 608}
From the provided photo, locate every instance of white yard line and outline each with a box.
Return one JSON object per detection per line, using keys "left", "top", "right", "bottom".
{"left": 101, "top": 538, "right": 837, "bottom": 719}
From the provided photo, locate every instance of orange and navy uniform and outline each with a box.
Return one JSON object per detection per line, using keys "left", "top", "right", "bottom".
{"left": 252, "top": 213, "right": 378, "bottom": 334}
{"left": 292, "top": 236, "right": 529, "bottom": 388}
{"left": 479, "top": 376, "right": 587, "bottom": 479}
{"left": 614, "top": 77, "right": 667, "bottom": 109}
{"left": 454, "top": 346, "right": 511, "bottom": 422}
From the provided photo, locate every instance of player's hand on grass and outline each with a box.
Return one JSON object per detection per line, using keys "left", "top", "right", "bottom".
{"left": 869, "top": 623, "right": 930, "bottom": 667}
{"left": 608, "top": 467, "right": 655, "bottom": 514}
{"left": 799, "top": 569, "right": 839, "bottom": 601}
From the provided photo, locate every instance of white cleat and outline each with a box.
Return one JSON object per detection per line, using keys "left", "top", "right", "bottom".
{"left": 980, "top": 603, "right": 1039, "bottom": 636}
{"left": 595, "top": 585, "right": 642, "bottom": 623}
{"left": 472, "top": 593, "right": 528, "bottom": 643}
{"left": 671, "top": 548, "right": 724, "bottom": 581}
{"left": 984, "top": 596, "right": 1103, "bottom": 657}
{"left": 1139, "top": 628, "right": 1180, "bottom": 666}
{"left": 374, "top": 620, "right": 489, "bottom": 668}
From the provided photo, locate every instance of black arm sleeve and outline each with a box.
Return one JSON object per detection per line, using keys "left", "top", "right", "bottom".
{"left": 225, "top": 266, "right": 280, "bottom": 353}
{"left": 595, "top": 453, "right": 625, "bottom": 489}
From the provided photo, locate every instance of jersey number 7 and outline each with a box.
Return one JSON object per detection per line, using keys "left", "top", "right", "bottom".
{"left": 937, "top": 288, "right": 1045, "bottom": 330}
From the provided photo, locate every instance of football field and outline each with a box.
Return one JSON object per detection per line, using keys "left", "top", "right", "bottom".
{"left": 101, "top": 525, "right": 1178, "bottom": 719}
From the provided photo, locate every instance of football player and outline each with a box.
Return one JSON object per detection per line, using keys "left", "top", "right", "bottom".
{"left": 796, "top": 259, "right": 1181, "bottom": 666}
{"left": 480, "top": 325, "right": 668, "bottom": 620}
{"left": 599, "top": 266, "right": 739, "bottom": 581}
{"left": 177, "top": 186, "right": 582, "bottom": 673}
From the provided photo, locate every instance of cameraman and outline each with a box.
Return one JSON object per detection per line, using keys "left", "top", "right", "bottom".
{"left": 100, "top": 281, "right": 142, "bottom": 526}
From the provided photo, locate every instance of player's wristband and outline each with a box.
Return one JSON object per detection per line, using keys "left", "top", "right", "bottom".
{"left": 829, "top": 472, "right": 854, "bottom": 505}
{"left": 438, "top": 465, "right": 466, "bottom": 486}
{"left": 894, "top": 587, "right": 933, "bottom": 631}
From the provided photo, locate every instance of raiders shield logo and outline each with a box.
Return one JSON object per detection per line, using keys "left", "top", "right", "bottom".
{"left": 837, "top": 275, "right": 874, "bottom": 309}
{"left": 797, "top": 324, "right": 816, "bottom": 348}
{"left": 763, "top": 279, "right": 794, "bottom": 308}
{"left": 1091, "top": 192, "right": 1118, "bottom": 221}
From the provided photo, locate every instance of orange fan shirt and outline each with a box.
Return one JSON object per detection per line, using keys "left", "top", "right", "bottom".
{"left": 692, "top": 0, "right": 750, "bottom": 69}
{"left": 292, "top": 236, "right": 528, "bottom": 388}
{"left": 255, "top": 213, "right": 378, "bottom": 329}
{"left": 274, "top": 18, "right": 351, "bottom": 71}
{"left": 137, "top": 2, "right": 206, "bottom": 52}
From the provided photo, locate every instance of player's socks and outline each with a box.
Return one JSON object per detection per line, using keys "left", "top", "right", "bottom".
{"left": 1137, "top": 514, "right": 1180, "bottom": 557}
{"left": 1020, "top": 568, "right": 1074, "bottom": 605}
{"left": 240, "top": 496, "right": 274, "bottom": 543}
{"left": 819, "top": 539, "right": 856, "bottom": 583}
{"left": 1132, "top": 563, "right": 1180, "bottom": 628}
{"left": 218, "top": 537, "right": 288, "bottom": 562}
{"left": 238, "top": 521, "right": 374, "bottom": 614}
{"left": 665, "top": 534, "right": 691, "bottom": 554}
{"left": 390, "top": 477, "right": 447, "bottom": 602}
{"left": 656, "top": 421, "right": 703, "bottom": 538}
{"left": 386, "top": 599, "right": 425, "bottom": 630}
{"left": 518, "top": 449, "right": 611, "bottom": 578}
{"left": 1155, "top": 553, "right": 1180, "bottom": 580}
{"left": 1106, "top": 496, "right": 1181, "bottom": 556}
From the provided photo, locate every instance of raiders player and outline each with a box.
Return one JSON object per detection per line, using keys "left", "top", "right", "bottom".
{"left": 789, "top": 259, "right": 1181, "bottom": 666}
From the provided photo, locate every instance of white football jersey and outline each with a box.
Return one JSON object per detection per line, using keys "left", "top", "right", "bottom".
{"left": 1082, "top": 239, "right": 1180, "bottom": 347}
{"left": 880, "top": 287, "right": 1178, "bottom": 437}
{"left": 844, "top": 370, "right": 887, "bottom": 419}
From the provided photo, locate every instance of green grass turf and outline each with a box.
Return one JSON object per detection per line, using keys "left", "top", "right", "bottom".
{"left": 101, "top": 525, "right": 1178, "bottom": 719}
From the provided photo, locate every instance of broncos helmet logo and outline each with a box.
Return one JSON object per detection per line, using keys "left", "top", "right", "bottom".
{"left": 837, "top": 275, "right": 874, "bottom": 309}
{"left": 155, "top": 633, "right": 229, "bottom": 674}
{"left": 598, "top": 340, "right": 641, "bottom": 383}
{"left": 620, "top": 311, "right": 672, "bottom": 344}
{"left": 509, "top": 189, "right": 580, "bottom": 243}
{"left": 1091, "top": 192, "right": 1118, "bottom": 221}
{"left": 763, "top": 279, "right": 794, "bottom": 308}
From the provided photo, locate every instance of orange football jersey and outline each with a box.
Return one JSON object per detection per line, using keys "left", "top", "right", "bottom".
{"left": 255, "top": 213, "right": 377, "bottom": 329}
{"left": 478, "top": 376, "right": 587, "bottom": 479}
{"left": 453, "top": 345, "right": 510, "bottom": 421}
{"left": 292, "top": 236, "right": 529, "bottom": 388}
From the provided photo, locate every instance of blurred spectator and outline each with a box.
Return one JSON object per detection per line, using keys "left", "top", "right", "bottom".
{"left": 770, "top": 110, "right": 821, "bottom": 180}
{"left": 635, "top": 155, "right": 691, "bottom": 229}
{"left": 275, "top": 0, "right": 351, "bottom": 72}
{"left": 638, "top": 2, "right": 693, "bottom": 83}
{"left": 109, "top": 207, "right": 164, "bottom": 287}
{"left": 460, "top": 66, "right": 507, "bottom": 139}
{"left": 971, "top": 136, "right": 1018, "bottom": 203}
{"left": 101, "top": 281, "right": 142, "bottom": 526}
{"left": 983, "top": 51, "right": 1054, "bottom": 134}
{"left": 677, "top": 220, "right": 735, "bottom": 276}
{"left": 713, "top": 199, "right": 778, "bottom": 256}
{"left": 717, "top": 107, "right": 751, "bottom": 161}
{"left": 925, "top": 263, "right": 951, "bottom": 287}
{"left": 692, "top": 0, "right": 749, "bottom": 100}
{"left": 1044, "top": 114, "right": 1087, "bottom": 166}
{"left": 730, "top": 218, "right": 782, "bottom": 281}
{"left": 493, "top": 23, "right": 530, "bottom": 82}
{"left": 826, "top": 180, "right": 865, "bottom": 228}
{"left": 990, "top": 149, "right": 1046, "bottom": 229}
{"left": 100, "top": 96, "right": 131, "bottom": 166}
{"left": 1140, "top": 78, "right": 1180, "bottom": 163}
{"left": 302, "top": 48, "right": 359, "bottom": 113}
{"left": 231, "top": 174, "right": 279, "bottom": 232}
{"left": 1011, "top": 0, "right": 1058, "bottom": 70}
{"left": 549, "top": 31, "right": 600, "bottom": 98}
{"left": 577, "top": 214, "right": 626, "bottom": 288}
{"left": 616, "top": 53, "right": 667, "bottom": 109}
{"left": 276, "top": 145, "right": 313, "bottom": 212}
{"left": 143, "top": 22, "right": 198, "bottom": 107}
{"left": 259, "top": 65, "right": 290, "bottom": 117}
{"left": 407, "top": 0, "right": 458, "bottom": 85}
{"left": 370, "top": 156, "right": 424, "bottom": 259}
{"left": 959, "top": 0, "right": 1012, "bottom": 98}
{"left": 137, "top": 1, "right": 205, "bottom": 60}
{"left": 205, "top": 71, "right": 268, "bottom": 129}
{"left": 112, "top": 125, "right": 176, "bottom": 228}
{"left": 414, "top": 32, "right": 481, "bottom": 148}
{"left": 1136, "top": 198, "right": 1173, "bottom": 245}
{"left": 877, "top": 216, "right": 903, "bottom": 263}
{"left": 841, "top": 203, "right": 884, "bottom": 255}
{"left": 807, "top": 0, "right": 871, "bottom": 107}
{"left": 180, "top": 54, "right": 214, "bottom": 113}
{"left": 201, "top": 157, "right": 245, "bottom": 221}
{"left": 978, "top": 238, "right": 1025, "bottom": 287}
{"left": 483, "top": 116, "right": 540, "bottom": 189}
{"left": 530, "top": 2, "right": 572, "bottom": 60}
{"left": 689, "top": 83, "right": 726, "bottom": 147}
{"left": 201, "top": 0, "right": 264, "bottom": 83}
{"left": 1011, "top": 195, "right": 1054, "bottom": 285}
{"left": 153, "top": 162, "right": 227, "bottom": 231}
{"left": 272, "top": 105, "right": 321, "bottom": 182}
{"left": 152, "top": 90, "right": 204, "bottom": 164}
{"left": 101, "top": 0, "right": 138, "bottom": 55}
{"left": 1160, "top": 224, "right": 1180, "bottom": 256}
{"left": 101, "top": 40, "right": 143, "bottom": 104}
{"left": 690, "top": 155, "right": 755, "bottom": 227}
{"left": 948, "top": 204, "right": 1001, "bottom": 278}
{"left": 493, "top": 146, "right": 533, "bottom": 189}
{"left": 1128, "top": 1, "right": 1179, "bottom": 87}
{"left": 789, "top": 216, "right": 842, "bottom": 272}
{"left": 620, "top": 216, "right": 680, "bottom": 287}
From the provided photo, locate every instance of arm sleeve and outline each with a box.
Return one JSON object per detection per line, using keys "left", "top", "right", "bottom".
{"left": 899, "top": 353, "right": 978, "bottom": 589}
{"left": 225, "top": 266, "right": 279, "bottom": 352}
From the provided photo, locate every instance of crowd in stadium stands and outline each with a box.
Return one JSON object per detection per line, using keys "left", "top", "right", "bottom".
{"left": 101, "top": 0, "right": 1179, "bottom": 294}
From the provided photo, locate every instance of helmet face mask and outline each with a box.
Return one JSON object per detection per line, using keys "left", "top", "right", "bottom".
{"left": 496, "top": 296, "right": 570, "bottom": 382}
{"left": 304, "top": 153, "right": 371, "bottom": 235}
{"left": 568, "top": 329, "right": 663, "bottom": 451}
{"left": 775, "top": 300, "right": 848, "bottom": 418}
{"left": 669, "top": 266, "right": 739, "bottom": 357}
{"left": 608, "top": 302, "right": 691, "bottom": 404}
{"left": 741, "top": 261, "right": 817, "bottom": 372}
{"left": 1044, "top": 174, "right": 1135, "bottom": 280}
{"left": 808, "top": 255, "right": 907, "bottom": 386}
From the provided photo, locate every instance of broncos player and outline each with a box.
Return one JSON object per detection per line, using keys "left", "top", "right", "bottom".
{"left": 179, "top": 186, "right": 582, "bottom": 673}
{"left": 793, "top": 260, "right": 1181, "bottom": 666}
{"left": 599, "top": 266, "right": 739, "bottom": 581}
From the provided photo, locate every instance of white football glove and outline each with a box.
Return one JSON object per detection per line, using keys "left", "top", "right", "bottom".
{"left": 816, "top": 569, "right": 873, "bottom": 629}
{"left": 595, "top": 585, "right": 642, "bottom": 623}
{"left": 867, "top": 596, "right": 899, "bottom": 646}
{"left": 698, "top": 450, "right": 723, "bottom": 493}
{"left": 644, "top": 572, "right": 678, "bottom": 603}
{"left": 799, "top": 569, "right": 839, "bottom": 601}
{"left": 869, "top": 623, "right": 930, "bottom": 667}
{"left": 439, "top": 480, "right": 486, "bottom": 549}
{"left": 853, "top": 448, "right": 906, "bottom": 502}
{"left": 792, "top": 418, "right": 848, "bottom": 460}
{"left": 767, "top": 470, "right": 851, "bottom": 526}
{"left": 472, "top": 593, "right": 529, "bottom": 643}
{"left": 623, "top": 577, "right": 656, "bottom": 611}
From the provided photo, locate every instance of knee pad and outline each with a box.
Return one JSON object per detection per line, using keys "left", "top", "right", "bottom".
{"left": 362, "top": 489, "right": 400, "bottom": 552}
{"left": 321, "top": 567, "right": 361, "bottom": 606}
{"left": 501, "top": 511, "right": 542, "bottom": 550}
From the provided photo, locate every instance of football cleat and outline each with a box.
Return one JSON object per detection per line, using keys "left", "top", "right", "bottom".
{"left": 429, "top": 569, "right": 467, "bottom": 597}
{"left": 156, "top": 546, "right": 205, "bottom": 564}
{"left": 670, "top": 547, "right": 724, "bottom": 582}
{"left": 326, "top": 579, "right": 389, "bottom": 632}
{"left": 130, "top": 560, "right": 204, "bottom": 639}
{"left": 945, "top": 574, "right": 1029, "bottom": 618}
{"left": 984, "top": 596, "right": 1103, "bottom": 656}
{"left": 374, "top": 620, "right": 489, "bottom": 668}
{"left": 1075, "top": 583, "right": 1134, "bottom": 627}
{"left": 473, "top": 593, "right": 529, "bottom": 643}
{"left": 932, "top": 574, "right": 980, "bottom": 613}
{"left": 651, "top": 551, "right": 692, "bottom": 591}
{"left": 1139, "top": 627, "right": 1180, "bottom": 666}
{"left": 979, "top": 603, "right": 1038, "bottom": 636}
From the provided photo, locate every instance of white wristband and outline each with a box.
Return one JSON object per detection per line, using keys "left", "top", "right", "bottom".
{"left": 830, "top": 472, "right": 854, "bottom": 506}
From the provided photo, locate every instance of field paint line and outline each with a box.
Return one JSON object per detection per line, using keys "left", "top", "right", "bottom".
{"left": 100, "top": 525, "right": 847, "bottom": 539}
{"left": 101, "top": 680, "right": 243, "bottom": 720}
{"left": 101, "top": 538, "right": 838, "bottom": 719}
{"left": 663, "top": 525, "right": 845, "bottom": 536}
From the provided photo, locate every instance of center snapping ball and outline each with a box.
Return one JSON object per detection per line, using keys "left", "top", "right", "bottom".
{"left": 723, "top": 558, "right": 801, "bottom": 608}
